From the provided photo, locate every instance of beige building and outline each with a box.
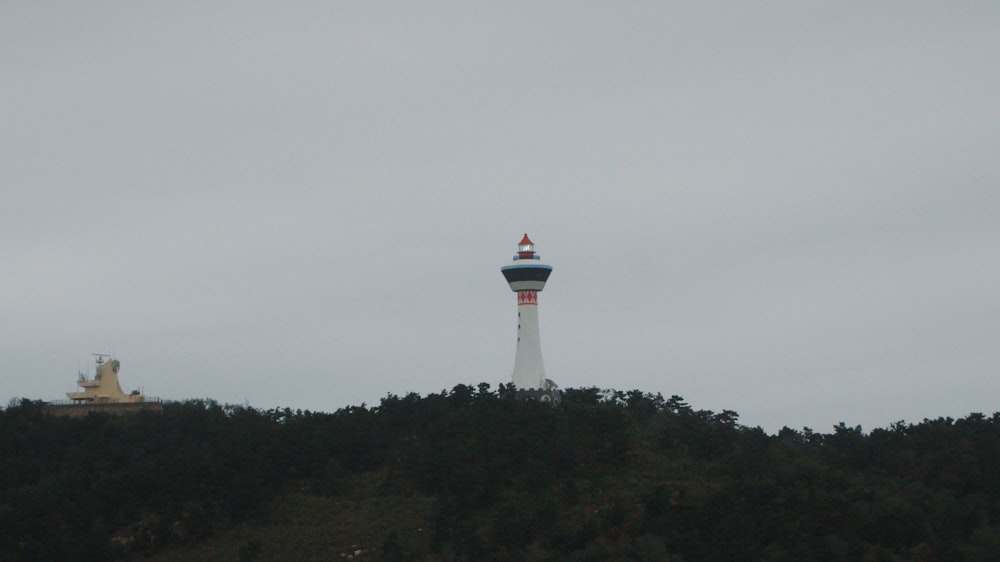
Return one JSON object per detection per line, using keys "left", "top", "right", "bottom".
{"left": 67, "top": 355, "right": 146, "bottom": 403}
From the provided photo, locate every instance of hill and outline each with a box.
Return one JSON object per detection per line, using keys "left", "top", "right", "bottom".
{"left": 2, "top": 386, "right": 1000, "bottom": 560}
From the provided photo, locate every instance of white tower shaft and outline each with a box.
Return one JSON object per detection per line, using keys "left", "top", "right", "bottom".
{"left": 512, "top": 290, "right": 546, "bottom": 388}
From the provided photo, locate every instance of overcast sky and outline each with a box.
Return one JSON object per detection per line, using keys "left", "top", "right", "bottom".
{"left": 3, "top": 2, "right": 998, "bottom": 432}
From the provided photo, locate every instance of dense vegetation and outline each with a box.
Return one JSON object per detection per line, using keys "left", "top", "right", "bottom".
{"left": 2, "top": 385, "right": 1000, "bottom": 561}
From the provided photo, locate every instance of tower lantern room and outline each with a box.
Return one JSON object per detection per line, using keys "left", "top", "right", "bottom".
{"left": 516, "top": 234, "right": 536, "bottom": 259}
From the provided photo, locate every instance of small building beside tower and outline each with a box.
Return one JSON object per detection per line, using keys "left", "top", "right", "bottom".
{"left": 46, "top": 354, "right": 161, "bottom": 417}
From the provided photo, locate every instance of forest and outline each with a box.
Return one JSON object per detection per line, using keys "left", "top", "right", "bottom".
{"left": 2, "top": 385, "right": 1000, "bottom": 561}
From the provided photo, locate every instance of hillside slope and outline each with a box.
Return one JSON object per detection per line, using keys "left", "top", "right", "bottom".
{"left": 3, "top": 386, "right": 1000, "bottom": 560}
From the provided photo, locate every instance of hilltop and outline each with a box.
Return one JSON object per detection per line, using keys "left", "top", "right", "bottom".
{"left": 2, "top": 385, "right": 999, "bottom": 561}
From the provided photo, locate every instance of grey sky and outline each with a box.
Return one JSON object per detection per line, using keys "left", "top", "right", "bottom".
{"left": 3, "top": 3, "right": 998, "bottom": 432}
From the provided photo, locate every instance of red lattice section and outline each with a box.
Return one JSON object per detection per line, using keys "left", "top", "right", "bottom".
{"left": 518, "top": 291, "right": 538, "bottom": 305}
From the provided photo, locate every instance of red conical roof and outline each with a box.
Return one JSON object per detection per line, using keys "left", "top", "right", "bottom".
{"left": 519, "top": 233, "right": 533, "bottom": 245}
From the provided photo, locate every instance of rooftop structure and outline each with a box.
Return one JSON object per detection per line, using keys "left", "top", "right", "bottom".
{"left": 66, "top": 354, "right": 146, "bottom": 404}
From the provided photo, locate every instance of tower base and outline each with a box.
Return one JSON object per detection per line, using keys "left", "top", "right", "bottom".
{"left": 515, "top": 378, "right": 560, "bottom": 403}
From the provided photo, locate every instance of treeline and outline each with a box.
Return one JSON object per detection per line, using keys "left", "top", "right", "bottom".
{"left": 2, "top": 386, "right": 1000, "bottom": 560}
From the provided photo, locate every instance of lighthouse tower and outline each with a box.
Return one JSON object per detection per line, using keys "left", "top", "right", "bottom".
{"left": 501, "top": 234, "right": 557, "bottom": 396}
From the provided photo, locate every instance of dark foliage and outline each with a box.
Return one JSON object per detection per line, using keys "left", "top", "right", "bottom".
{"left": 2, "top": 388, "right": 1000, "bottom": 560}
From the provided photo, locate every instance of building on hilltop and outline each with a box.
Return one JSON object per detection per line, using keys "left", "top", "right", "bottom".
{"left": 66, "top": 354, "right": 146, "bottom": 403}
{"left": 47, "top": 354, "right": 161, "bottom": 417}
{"left": 501, "top": 234, "right": 559, "bottom": 401}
